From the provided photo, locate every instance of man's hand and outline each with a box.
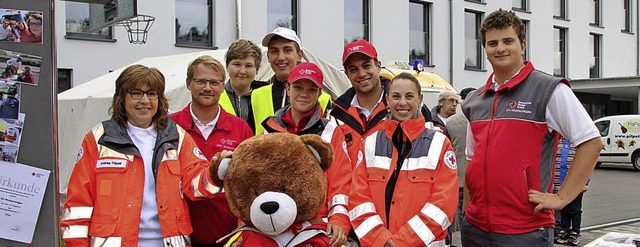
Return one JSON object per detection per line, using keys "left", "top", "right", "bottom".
{"left": 528, "top": 190, "right": 566, "bottom": 213}
{"left": 326, "top": 223, "right": 346, "bottom": 247}
{"left": 384, "top": 239, "right": 396, "bottom": 247}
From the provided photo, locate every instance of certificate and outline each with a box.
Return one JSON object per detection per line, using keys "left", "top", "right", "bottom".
{"left": 0, "top": 161, "right": 50, "bottom": 243}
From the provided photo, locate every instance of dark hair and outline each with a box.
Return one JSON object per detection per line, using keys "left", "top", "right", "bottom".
{"left": 480, "top": 9, "right": 526, "bottom": 47}
{"left": 225, "top": 39, "right": 263, "bottom": 72}
{"left": 109, "top": 64, "right": 169, "bottom": 129}
{"left": 389, "top": 72, "right": 421, "bottom": 93}
{"left": 459, "top": 87, "right": 476, "bottom": 100}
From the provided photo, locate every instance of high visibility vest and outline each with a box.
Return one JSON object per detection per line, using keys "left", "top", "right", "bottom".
{"left": 251, "top": 84, "right": 332, "bottom": 135}
{"left": 219, "top": 90, "right": 236, "bottom": 116}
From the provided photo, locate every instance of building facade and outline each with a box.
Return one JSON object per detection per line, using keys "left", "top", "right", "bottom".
{"left": 56, "top": 0, "right": 640, "bottom": 118}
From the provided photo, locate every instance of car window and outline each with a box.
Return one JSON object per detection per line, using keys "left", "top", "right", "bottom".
{"left": 595, "top": 120, "right": 610, "bottom": 137}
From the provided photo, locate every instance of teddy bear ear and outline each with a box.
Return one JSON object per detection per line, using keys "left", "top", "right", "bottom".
{"left": 300, "top": 134, "right": 334, "bottom": 171}
{"left": 209, "top": 152, "right": 231, "bottom": 187}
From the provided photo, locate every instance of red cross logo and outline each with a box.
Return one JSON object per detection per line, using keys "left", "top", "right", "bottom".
{"left": 32, "top": 172, "right": 36, "bottom": 176}
{"left": 509, "top": 101, "right": 517, "bottom": 108}
{"left": 448, "top": 155, "right": 456, "bottom": 165}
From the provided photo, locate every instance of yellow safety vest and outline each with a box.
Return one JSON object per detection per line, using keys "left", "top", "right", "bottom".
{"left": 219, "top": 90, "right": 236, "bottom": 116}
{"left": 251, "top": 84, "right": 332, "bottom": 135}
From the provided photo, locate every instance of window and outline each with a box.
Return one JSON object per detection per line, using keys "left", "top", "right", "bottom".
{"left": 595, "top": 120, "right": 610, "bottom": 137}
{"left": 65, "top": 2, "right": 113, "bottom": 41}
{"left": 554, "top": 0, "right": 566, "bottom": 19}
{"left": 590, "top": 33, "right": 601, "bottom": 78}
{"left": 268, "top": 0, "right": 297, "bottom": 31}
{"left": 590, "top": 0, "right": 600, "bottom": 26}
{"left": 57, "top": 69, "right": 72, "bottom": 93}
{"left": 464, "top": 10, "right": 482, "bottom": 69}
{"left": 176, "top": 0, "right": 213, "bottom": 47}
{"left": 409, "top": 1, "right": 430, "bottom": 65}
{"left": 522, "top": 19, "right": 530, "bottom": 60}
{"left": 344, "top": 0, "right": 369, "bottom": 44}
{"left": 623, "top": 0, "right": 632, "bottom": 32}
{"left": 553, "top": 27, "right": 566, "bottom": 77}
{"left": 512, "top": 0, "right": 527, "bottom": 11}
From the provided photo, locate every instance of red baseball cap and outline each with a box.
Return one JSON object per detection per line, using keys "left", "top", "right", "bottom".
{"left": 288, "top": 62, "right": 323, "bottom": 89}
{"left": 342, "top": 39, "right": 378, "bottom": 66}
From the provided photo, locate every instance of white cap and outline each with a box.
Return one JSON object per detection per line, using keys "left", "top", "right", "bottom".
{"left": 262, "top": 27, "right": 301, "bottom": 47}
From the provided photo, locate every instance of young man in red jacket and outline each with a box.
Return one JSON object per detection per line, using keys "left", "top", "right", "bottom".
{"left": 170, "top": 55, "right": 253, "bottom": 246}
{"left": 461, "top": 9, "right": 602, "bottom": 246}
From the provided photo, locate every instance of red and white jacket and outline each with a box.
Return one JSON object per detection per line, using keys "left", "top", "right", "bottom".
{"left": 220, "top": 222, "right": 332, "bottom": 247}
{"left": 349, "top": 117, "right": 459, "bottom": 246}
{"left": 60, "top": 119, "right": 214, "bottom": 247}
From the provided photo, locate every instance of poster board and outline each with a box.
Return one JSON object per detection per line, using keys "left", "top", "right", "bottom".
{"left": 0, "top": 0, "right": 57, "bottom": 246}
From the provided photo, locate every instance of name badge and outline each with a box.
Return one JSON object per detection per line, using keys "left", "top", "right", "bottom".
{"left": 96, "top": 159, "right": 127, "bottom": 168}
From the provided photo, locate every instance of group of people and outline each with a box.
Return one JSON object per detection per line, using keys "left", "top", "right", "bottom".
{"left": 0, "top": 12, "right": 43, "bottom": 44}
{"left": 60, "top": 8, "right": 602, "bottom": 247}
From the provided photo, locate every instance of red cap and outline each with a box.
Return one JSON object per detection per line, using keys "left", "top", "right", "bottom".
{"left": 288, "top": 62, "right": 323, "bottom": 89}
{"left": 342, "top": 39, "right": 378, "bottom": 66}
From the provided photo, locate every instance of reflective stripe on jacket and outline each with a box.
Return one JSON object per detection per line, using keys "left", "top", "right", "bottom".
{"left": 349, "top": 116, "right": 459, "bottom": 246}
{"left": 262, "top": 104, "right": 352, "bottom": 233}
{"left": 60, "top": 119, "right": 212, "bottom": 247}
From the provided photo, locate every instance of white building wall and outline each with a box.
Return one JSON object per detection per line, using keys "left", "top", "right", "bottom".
{"left": 56, "top": 0, "right": 639, "bottom": 93}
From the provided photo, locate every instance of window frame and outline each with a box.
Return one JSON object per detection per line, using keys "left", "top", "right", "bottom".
{"left": 553, "top": 0, "right": 567, "bottom": 19}
{"left": 57, "top": 69, "right": 73, "bottom": 93}
{"left": 64, "top": 1, "right": 116, "bottom": 42}
{"left": 267, "top": 0, "right": 298, "bottom": 32}
{"left": 512, "top": 0, "right": 527, "bottom": 12}
{"left": 553, "top": 26, "right": 567, "bottom": 77}
{"left": 175, "top": 0, "right": 215, "bottom": 48}
{"left": 344, "top": 0, "right": 370, "bottom": 44}
{"left": 590, "top": 33, "right": 601, "bottom": 78}
{"left": 623, "top": 0, "right": 633, "bottom": 33}
{"left": 408, "top": 0, "right": 431, "bottom": 65}
{"left": 464, "top": 10, "right": 483, "bottom": 70}
{"left": 522, "top": 19, "right": 530, "bottom": 61}
{"left": 590, "top": 0, "right": 601, "bottom": 26}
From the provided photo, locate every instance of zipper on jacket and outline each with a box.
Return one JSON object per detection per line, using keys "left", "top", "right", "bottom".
{"left": 485, "top": 92, "right": 500, "bottom": 232}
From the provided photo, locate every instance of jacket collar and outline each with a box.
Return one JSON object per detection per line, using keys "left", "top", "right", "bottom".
{"left": 265, "top": 103, "right": 325, "bottom": 135}
{"left": 384, "top": 116, "right": 427, "bottom": 141}
{"left": 478, "top": 61, "right": 534, "bottom": 95}
{"left": 99, "top": 118, "right": 179, "bottom": 156}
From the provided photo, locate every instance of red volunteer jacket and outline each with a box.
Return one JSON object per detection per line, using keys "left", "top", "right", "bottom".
{"left": 221, "top": 222, "right": 332, "bottom": 247}
{"left": 349, "top": 117, "right": 459, "bottom": 246}
{"left": 170, "top": 104, "right": 253, "bottom": 244}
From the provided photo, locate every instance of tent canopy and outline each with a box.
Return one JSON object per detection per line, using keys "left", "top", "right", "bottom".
{"left": 58, "top": 48, "right": 351, "bottom": 193}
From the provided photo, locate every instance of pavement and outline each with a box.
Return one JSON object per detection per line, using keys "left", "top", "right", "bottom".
{"left": 451, "top": 218, "right": 640, "bottom": 247}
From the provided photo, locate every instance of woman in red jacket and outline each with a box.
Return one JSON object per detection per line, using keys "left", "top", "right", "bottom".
{"left": 348, "top": 72, "right": 459, "bottom": 247}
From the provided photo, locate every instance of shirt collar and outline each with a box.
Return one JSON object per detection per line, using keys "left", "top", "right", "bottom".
{"left": 126, "top": 122, "right": 157, "bottom": 138}
{"left": 190, "top": 104, "right": 220, "bottom": 128}
{"left": 491, "top": 65, "right": 525, "bottom": 91}
{"left": 350, "top": 92, "right": 384, "bottom": 112}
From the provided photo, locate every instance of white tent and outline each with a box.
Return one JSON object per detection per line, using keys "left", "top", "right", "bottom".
{"left": 58, "top": 48, "right": 351, "bottom": 194}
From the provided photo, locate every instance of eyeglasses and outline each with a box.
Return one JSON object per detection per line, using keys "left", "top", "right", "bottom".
{"left": 191, "top": 78, "right": 223, "bottom": 87}
{"left": 29, "top": 22, "right": 42, "bottom": 27}
{"left": 128, "top": 89, "right": 159, "bottom": 100}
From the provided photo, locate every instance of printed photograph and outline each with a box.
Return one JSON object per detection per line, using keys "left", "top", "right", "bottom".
{"left": 0, "top": 9, "right": 43, "bottom": 44}
{"left": 0, "top": 49, "right": 41, "bottom": 86}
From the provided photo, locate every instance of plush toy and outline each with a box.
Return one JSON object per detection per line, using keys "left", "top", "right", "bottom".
{"left": 211, "top": 133, "right": 335, "bottom": 246}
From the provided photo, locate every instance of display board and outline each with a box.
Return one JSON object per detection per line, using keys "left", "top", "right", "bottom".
{"left": 0, "top": 0, "right": 58, "bottom": 246}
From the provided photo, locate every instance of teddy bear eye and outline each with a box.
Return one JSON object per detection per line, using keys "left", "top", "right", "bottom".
{"left": 253, "top": 190, "right": 259, "bottom": 196}
{"left": 280, "top": 187, "right": 286, "bottom": 193}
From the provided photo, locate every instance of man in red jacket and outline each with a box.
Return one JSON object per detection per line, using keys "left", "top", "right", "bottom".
{"left": 461, "top": 9, "right": 602, "bottom": 246}
{"left": 170, "top": 55, "right": 253, "bottom": 246}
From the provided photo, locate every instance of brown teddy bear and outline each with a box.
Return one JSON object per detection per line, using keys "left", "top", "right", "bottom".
{"left": 210, "top": 133, "right": 335, "bottom": 246}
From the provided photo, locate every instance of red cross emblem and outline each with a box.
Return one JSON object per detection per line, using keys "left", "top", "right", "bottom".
{"left": 32, "top": 172, "right": 36, "bottom": 176}
{"left": 448, "top": 155, "right": 456, "bottom": 164}
{"left": 509, "top": 101, "right": 517, "bottom": 108}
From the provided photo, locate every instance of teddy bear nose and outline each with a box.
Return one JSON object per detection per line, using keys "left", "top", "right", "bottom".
{"left": 260, "top": 201, "right": 280, "bottom": 215}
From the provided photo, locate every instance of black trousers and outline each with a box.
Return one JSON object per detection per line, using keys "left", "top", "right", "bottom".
{"left": 560, "top": 192, "right": 584, "bottom": 233}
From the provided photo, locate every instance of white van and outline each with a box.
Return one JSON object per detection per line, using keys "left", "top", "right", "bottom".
{"left": 594, "top": 115, "right": 640, "bottom": 171}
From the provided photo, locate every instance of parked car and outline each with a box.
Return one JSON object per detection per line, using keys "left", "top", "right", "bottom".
{"left": 595, "top": 115, "right": 640, "bottom": 171}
